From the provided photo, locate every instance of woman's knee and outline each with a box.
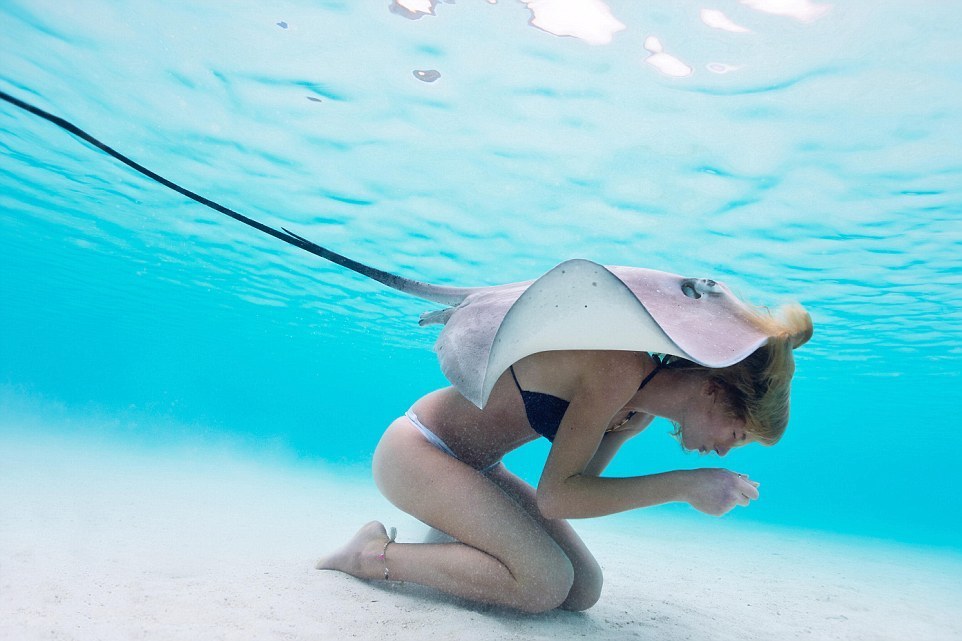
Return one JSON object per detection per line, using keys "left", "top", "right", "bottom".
{"left": 560, "top": 574, "right": 603, "bottom": 611}
{"left": 561, "top": 555, "right": 603, "bottom": 611}
{"left": 512, "top": 551, "right": 576, "bottom": 613}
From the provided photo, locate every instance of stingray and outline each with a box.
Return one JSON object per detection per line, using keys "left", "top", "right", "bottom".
{"left": 0, "top": 89, "right": 770, "bottom": 407}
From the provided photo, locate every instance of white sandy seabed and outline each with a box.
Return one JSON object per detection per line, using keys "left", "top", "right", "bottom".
{"left": 1, "top": 428, "right": 960, "bottom": 641}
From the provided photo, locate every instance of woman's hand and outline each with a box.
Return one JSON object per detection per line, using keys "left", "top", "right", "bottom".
{"left": 681, "top": 468, "right": 760, "bottom": 516}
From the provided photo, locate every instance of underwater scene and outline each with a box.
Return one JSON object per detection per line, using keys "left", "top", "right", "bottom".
{"left": 2, "top": 1, "right": 961, "bottom": 639}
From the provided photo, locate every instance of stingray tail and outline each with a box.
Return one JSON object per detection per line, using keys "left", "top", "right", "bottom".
{"left": 276, "top": 227, "right": 477, "bottom": 306}
{"left": 0, "top": 88, "right": 477, "bottom": 307}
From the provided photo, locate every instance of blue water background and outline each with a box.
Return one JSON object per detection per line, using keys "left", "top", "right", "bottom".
{"left": 1, "top": 1, "right": 961, "bottom": 549}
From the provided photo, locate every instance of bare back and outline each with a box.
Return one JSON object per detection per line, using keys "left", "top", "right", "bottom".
{"left": 410, "top": 350, "right": 652, "bottom": 469}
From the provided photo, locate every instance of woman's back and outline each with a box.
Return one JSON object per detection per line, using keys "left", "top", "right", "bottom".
{"left": 410, "top": 350, "right": 653, "bottom": 469}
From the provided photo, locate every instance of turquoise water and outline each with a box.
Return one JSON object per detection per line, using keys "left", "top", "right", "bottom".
{"left": 1, "top": 0, "right": 960, "bottom": 550}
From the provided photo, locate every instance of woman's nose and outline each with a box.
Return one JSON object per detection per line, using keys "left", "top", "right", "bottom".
{"left": 714, "top": 444, "right": 731, "bottom": 457}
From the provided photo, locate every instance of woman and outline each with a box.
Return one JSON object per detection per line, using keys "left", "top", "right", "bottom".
{"left": 0, "top": 90, "right": 810, "bottom": 612}
{"left": 318, "top": 302, "right": 813, "bottom": 613}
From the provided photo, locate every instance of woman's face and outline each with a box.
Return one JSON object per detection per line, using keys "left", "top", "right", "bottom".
{"left": 677, "top": 383, "right": 751, "bottom": 456}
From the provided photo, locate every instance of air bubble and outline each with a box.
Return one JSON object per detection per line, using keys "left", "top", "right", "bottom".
{"left": 413, "top": 69, "right": 441, "bottom": 83}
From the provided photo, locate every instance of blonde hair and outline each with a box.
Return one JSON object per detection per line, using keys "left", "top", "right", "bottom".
{"left": 665, "top": 303, "right": 813, "bottom": 445}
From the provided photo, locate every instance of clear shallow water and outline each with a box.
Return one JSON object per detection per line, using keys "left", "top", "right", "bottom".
{"left": 1, "top": 1, "right": 960, "bottom": 548}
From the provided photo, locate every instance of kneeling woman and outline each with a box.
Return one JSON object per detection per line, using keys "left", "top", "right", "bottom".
{"left": 318, "top": 303, "right": 812, "bottom": 612}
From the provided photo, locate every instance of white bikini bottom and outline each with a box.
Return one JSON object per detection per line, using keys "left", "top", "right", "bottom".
{"left": 404, "top": 409, "right": 500, "bottom": 474}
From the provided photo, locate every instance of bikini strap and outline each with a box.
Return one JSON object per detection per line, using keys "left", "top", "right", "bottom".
{"left": 638, "top": 355, "right": 667, "bottom": 391}
{"left": 509, "top": 365, "right": 524, "bottom": 394}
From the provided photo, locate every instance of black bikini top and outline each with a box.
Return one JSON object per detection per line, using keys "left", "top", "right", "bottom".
{"left": 509, "top": 356, "right": 666, "bottom": 442}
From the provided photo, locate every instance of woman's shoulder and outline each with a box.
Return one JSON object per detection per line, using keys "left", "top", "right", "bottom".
{"left": 522, "top": 349, "right": 648, "bottom": 371}
{"left": 521, "top": 350, "right": 649, "bottom": 398}
{"left": 578, "top": 349, "right": 652, "bottom": 372}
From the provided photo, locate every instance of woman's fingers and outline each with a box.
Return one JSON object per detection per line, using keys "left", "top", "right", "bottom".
{"left": 689, "top": 468, "right": 761, "bottom": 515}
{"left": 739, "top": 480, "right": 760, "bottom": 500}
{"left": 732, "top": 472, "right": 760, "bottom": 500}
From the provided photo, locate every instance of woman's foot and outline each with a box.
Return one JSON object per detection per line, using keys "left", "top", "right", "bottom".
{"left": 315, "top": 521, "right": 394, "bottom": 579}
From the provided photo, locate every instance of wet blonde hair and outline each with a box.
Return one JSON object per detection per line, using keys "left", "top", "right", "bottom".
{"left": 664, "top": 303, "right": 813, "bottom": 445}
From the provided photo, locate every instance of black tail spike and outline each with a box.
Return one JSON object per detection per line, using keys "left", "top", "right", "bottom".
{"left": 280, "top": 227, "right": 310, "bottom": 244}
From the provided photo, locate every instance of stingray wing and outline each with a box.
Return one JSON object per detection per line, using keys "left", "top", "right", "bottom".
{"left": 434, "top": 259, "right": 769, "bottom": 408}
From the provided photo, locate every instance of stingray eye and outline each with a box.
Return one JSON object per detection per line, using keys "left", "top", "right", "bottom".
{"left": 680, "top": 279, "right": 701, "bottom": 299}
{"left": 695, "top": 278, "right": 724, "bottom": 298}
{"left": 697, "top": 278, "right": 722, "bottom": 295}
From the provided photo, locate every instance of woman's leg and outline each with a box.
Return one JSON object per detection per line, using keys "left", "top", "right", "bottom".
{"left": 484, "top": 465, "right": 604, "bottom": 611}
{"left": 317, "top": 417, "right": 575, "bottom": 613}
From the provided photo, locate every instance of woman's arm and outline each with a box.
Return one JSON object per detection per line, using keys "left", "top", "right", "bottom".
{"left": 580, "top": 413, "right": 653, "bottom": 477}
{"left": 535, "top": 355, "right": 758, "bottom": 519}
{"left": 539, "top": 468, "right": 755, "bottom": 519}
